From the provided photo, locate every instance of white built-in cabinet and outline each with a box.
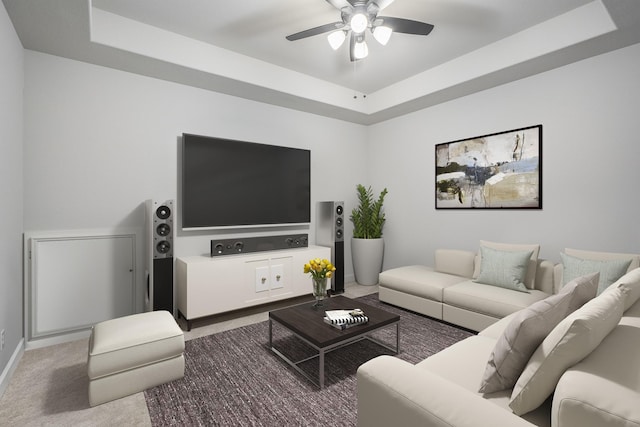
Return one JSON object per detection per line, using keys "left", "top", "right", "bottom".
{"left": 176, "top": 245, "right": 331, "bottom": 328}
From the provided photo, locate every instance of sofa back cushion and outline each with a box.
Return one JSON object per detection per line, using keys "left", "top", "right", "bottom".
{"left": 434, "top": 249, "right": 476, "bottom": 278}
{"left": 509, "top": 287, "right": 626, "bottom": 416}
{"left": 478, "top": 273, "right": 599, "bottom": 394}
{"left": 473, "top": 241, "right": 540, "bottom": 290}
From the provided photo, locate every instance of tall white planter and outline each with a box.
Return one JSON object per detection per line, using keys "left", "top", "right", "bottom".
{"left": 351, "top": 237, "right": 384, "bottom": 286}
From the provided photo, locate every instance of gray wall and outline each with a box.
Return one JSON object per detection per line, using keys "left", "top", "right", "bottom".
{"left": 23, "top": 50, "right": 368, "bottom": 278}
{"left": 368, "top": 42, "right": 640, "bottom": 269}
{"left": 0, "top": 3, "right": 24, "bottom": 388}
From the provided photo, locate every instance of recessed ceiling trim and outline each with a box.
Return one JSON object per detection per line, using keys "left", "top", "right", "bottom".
{"left": 89, "top": 7, "right": 366, "bottom": 114}
{"left": 366, "top": 1, "right": 617, "bottom": 113}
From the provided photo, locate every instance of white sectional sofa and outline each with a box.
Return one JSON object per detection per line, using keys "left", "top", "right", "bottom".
{"left": 379, "top": 241, "right": 555, "bottom": 331}
{"left": 358, "top": 249, "right": 640, "bottom": 427}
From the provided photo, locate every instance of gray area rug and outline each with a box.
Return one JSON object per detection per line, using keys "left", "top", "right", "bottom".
{"left": 144, "top": 294, "right": 474, "bottom": 426}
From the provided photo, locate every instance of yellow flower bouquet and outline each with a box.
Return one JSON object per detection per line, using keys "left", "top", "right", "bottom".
{"left": 303, "top": 258, "right": 336, "bottom": 279}
{"left": 304, "top": 258, "right": 336, "bottom": 307}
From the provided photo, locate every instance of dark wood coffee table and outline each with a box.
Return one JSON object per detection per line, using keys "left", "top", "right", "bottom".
{"left": 268, "top": 295, "right": 400, "bottom": 389}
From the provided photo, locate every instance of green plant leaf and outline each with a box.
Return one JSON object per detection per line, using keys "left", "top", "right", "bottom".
{"left": 350, "top": 184, "right": 388, "bottom": 239}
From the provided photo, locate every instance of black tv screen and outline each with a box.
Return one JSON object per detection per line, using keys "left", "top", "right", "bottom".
{"left": 181, "top": 134, "right": 311, "bottom": 229}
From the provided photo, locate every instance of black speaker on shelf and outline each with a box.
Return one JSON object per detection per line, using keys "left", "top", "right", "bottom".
{"left": 316, "top": 201, "right": 345, "bottom": 294}
{"left": 146, "top": 199, "right": 175, "bottom": 316}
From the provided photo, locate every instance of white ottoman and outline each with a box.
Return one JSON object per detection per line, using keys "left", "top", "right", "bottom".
{"left": 87, "top": 310, "right": 185, "bottom": 407}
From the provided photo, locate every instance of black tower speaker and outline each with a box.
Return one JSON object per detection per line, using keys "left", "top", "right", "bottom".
{"left": 146, "top": 199, "right": 175, "bottom": 316}
{"left": 316, "top": 201, "right": 345, "bottom": 294}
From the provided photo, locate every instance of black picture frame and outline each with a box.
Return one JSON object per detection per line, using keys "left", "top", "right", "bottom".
{"left": 435, "top": 125, "right": 542, "bottom": 209}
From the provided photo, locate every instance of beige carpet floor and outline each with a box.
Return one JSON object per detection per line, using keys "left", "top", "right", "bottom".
{"left": 0, "top": 283, "right": 377, "bottom": 426}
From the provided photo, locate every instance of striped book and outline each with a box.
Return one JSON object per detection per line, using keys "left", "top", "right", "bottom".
{"left": 323, "top": 316, "right": 369, "bottom": 330}
{"left": 324, "top": 309, "right": 369, "bottom": 330}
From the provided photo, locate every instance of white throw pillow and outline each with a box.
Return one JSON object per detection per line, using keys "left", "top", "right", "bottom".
{"left": 474, "top": 240, "right": 540, "bottom": 290}
{"left": 509, "top": 287, "right": 626, "bottom": 416}
{"left": 478, "top": 272, "right": 599, "bottom": 394}
{"left": 605, "top": 267, "right": 640, "bottom": 311}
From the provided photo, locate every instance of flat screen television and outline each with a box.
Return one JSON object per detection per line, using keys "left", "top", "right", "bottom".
{"left": 181, "top": 133, "right": 311, "bottom": 230}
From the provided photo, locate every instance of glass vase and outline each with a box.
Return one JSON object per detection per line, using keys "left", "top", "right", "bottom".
{"left": 311, "top": 277, "right": 328, "bottom": 308}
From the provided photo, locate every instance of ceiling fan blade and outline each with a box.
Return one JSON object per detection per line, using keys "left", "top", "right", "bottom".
{"left": 325, "top": 0, "right": 352, "bottom": 11}
{"left": 286, "top": 22, "right": 345, "bottom": 41}
{"left": 377, "top": 16, "right": 434, "bottom": 36}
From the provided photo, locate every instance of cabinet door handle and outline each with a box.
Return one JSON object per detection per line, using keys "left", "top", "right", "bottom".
{"left": 276, "top": 275, "right": 281, "bottom": 281}
{"left": 261, "top": 277, "right": 267, "bottom": 284}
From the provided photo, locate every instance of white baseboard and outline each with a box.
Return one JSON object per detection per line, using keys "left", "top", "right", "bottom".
{"left": 25, "top": 329, "right": 91, "bottom": 350}
{"left": 0, "top": 338, "right": 25, "bottom": 399}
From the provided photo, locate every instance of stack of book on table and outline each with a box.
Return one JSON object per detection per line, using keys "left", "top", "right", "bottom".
{"left": 324, "top": 308, "right": 369, "bottom": 330}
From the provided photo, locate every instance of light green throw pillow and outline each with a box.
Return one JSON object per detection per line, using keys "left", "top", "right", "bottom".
{"left": 474, "top": 247, "right": 532, "bottom": 293}
{"left": 561, "top": 252, "right": 632, "bottom": 295}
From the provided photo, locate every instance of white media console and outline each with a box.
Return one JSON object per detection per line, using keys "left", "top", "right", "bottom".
{"left": 176, "top": 245, "right": 331, "bottom": 329}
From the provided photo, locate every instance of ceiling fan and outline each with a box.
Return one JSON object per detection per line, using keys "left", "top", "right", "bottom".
{"left": 286, "top": 0, "right": 434, "bottom": 61}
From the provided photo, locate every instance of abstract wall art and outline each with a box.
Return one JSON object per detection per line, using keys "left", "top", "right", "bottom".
{"left": 435, "top": 125, "right": 542, "bottom": 209}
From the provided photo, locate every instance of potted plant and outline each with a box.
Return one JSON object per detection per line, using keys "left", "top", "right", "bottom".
{"left": 350, "top": 184, "right": 388, "bottom": 286}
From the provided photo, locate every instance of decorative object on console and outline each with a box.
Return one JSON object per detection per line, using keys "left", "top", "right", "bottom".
{"left": 435, "top": 124, "right": 542, "bottom": 209}
{"left": 350, "top": 184, "right": 388, "bottom": 286}
{"left": 304, "top": 258, "right": 336, "bottom": 307}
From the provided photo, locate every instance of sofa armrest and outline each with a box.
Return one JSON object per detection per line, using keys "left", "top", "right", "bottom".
{"left": 357, "top": 356, "right": 535, "bottom": 427}
{"left": 435, "top": 249, "right": 476, "bottom": 278}
{"left": 534, "top": 259, "right": 555, "bottom": 294}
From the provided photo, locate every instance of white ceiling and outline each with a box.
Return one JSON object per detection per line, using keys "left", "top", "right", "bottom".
{"left": 4, "top": 0, "right": 640, "bottom": 124}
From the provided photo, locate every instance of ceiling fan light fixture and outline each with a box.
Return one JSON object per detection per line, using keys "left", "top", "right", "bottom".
{"left": 327, "top": 30, "right": 346, "bottom": 50}
{"left": 354, "top": 39, "right": 369, "bottom": 59}
{"left": 350, "top": 13, "right": 368, "bottom": 34}
{"left": 373, "top": 26, "right": 392, "bottom": 45}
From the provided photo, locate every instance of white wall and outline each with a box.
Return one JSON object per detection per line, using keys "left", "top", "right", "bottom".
{"left": 0, "top": 1, "right": 24, "bottom": 392}
{"left": 23, "top": 51, "right": 368, "bottom": 284}
{"left": 19, "top": 36, "right": 640, "bottom": 334}
{"left": 368, "top": 42, "right": 640, "bottom": 269}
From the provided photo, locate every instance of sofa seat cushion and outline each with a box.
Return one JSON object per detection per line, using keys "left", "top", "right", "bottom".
{"left": 443, "top": 281, "right": 550, "bottom": 318}
{"left": 379, "top": 265, "right": 468, "bottom": 302}
{"left": 417, "top": 335, "right": 551, "bottom": 426}
{"left": 552, "top": 320, "right": 640, "bottom": 427}
{"left": 88, "top": 310, "right": 185, "bottom": 380}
